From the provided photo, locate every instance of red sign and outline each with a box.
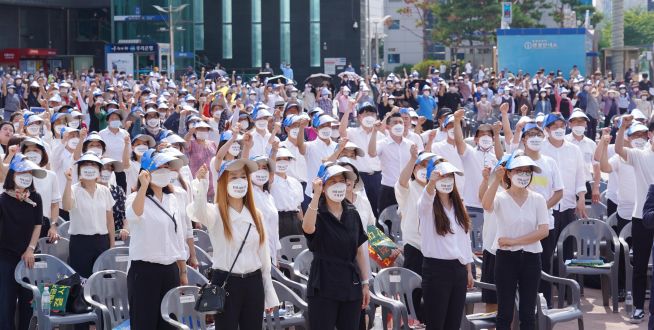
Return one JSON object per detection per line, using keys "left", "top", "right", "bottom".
{"left": 0, "top": 48, "right": 57, "bottom": 62}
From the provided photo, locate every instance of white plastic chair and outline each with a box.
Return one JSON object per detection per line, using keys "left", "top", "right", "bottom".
{"left": 92, "top": 247, "right": 130, "bottom": 273}
{"left": 160, "top": 286, "right": 207, "bottom": 330}
{"left": 36, "top": 237, "right": 70, "bottom": 263}
{"left": 83, "top": 270, "right": 129, "bottom": 330}
{"left": 192, "top": 229, "right": 212, "bottom": 253}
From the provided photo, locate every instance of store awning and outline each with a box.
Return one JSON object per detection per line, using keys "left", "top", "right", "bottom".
{"left": 0, "top": 48, "right": 58, "bottom": 62}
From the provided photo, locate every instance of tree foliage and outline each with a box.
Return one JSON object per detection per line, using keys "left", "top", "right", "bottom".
{"left": 431, "top": 0, "right": 501, "bottom": 50}
{"left": 600, "top": 9, "right": 654, "bottom": 48}
{"left": 511, "top": 0, "right": 552, "bottom": 28}
{"left": 550, "top": 0, "right": 603, "bottom": 27}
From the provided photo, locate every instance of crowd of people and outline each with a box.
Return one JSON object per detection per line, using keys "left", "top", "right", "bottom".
{"left": 0, "top": 62, "right": 653, "bottom": 330}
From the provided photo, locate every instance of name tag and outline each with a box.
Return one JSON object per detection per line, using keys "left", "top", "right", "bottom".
{"left": 389, "top": 275, "right": 401, "bottom": 283}
{"left": 114, "top": 241, "right": 124, "bottom": 246}
{"left": 193, "top": 236, "right": 199, "bottom": 242}
{"left": 291, "top": 244, "right": 302, "bottom": 249}
{"left": 179, "top": 295, "right": 196, "bottom": 304}
{"left": 115, "top": 256, "right": 129, "bottom": 262}
{"left": 34, "top": 261, "right": 48, "bottom": 269}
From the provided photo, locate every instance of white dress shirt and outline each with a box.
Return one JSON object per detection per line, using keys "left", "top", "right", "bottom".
{"left": 280, "top": 140, "right": 308, "bottom": 183}
{"left": 541, "top": 140, "right": 586, "bottom": 212}
{"left": 53, "top": 143, "right": 75, "bottom": 198}
{"left": 253, "top": 186, "right": 281, "bottom": 263}
{"left": 491, "top": 190, "right": 550, "bottom": 253}
{"left": 461, "top": 145, "right": 497, "bottom": 208}
{"left": 125, "top": 159, "right": 140, "bottom": 194}
{"left": 528, "top": 154, "right": 564, "bottom": 229}
{"left": 395, "top": 180, "right": 424, "bottom": 250}
{"left": 125, "top": 192, "right": 188, "bottom": 265}
{"left": 352, "top": 191, "right": 376, "bottom": 231}
{"left": 187, "top": 178, "right": 279, "bottom": 309}
{"left": 270, "top": 174, "right": 304, "bottom": 211}
{"left": 346, "top": 127, "right": 382, "bottom": 173}
{"left": 565, "top": 134, "right": 597, "bottom": 182}
{"left": 430, "top": 140, "right": 465, "bottom": 193}
{"left": 418, "top": 188, "right": 473, "bottom": 265}
{"left": 251, "top": 130, "right": 278, "bottom": 157}
{"left": 68, "top": 183, "right": 114, "bottom": 235}
{"left": 99, "top": 128, "right": 130, "bottom": 164}
{"left": 34, "top": 169, "right": 61, "bottom": 220}
{"left": 608, "top": 155, "right": 635, "bottom": 220}
{"left": 624, "top": 147, "right": 654, "bottom": 219}
{"left": 406, "top": 131, "right": 425, "bottom": 153}
{"left": 304, "top": 138, "right": 337, "bottom": 195}
{"left": 376, "top": 136, "right": 415, "bottom": 187}
{"left": 605, "top": 145, "right": 618, "bottom": 202}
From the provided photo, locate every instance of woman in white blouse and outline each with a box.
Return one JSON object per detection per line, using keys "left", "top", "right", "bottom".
{"left": 270, "top": 147, "right": 304, "bottom": 238}
{"left": 62, "top": 152, "right": 115, "bottom": 278}
{"left": 482, "top": 154, "right": 550, "bottom": 330}
{"left": 125, "top": 149, "right": 188, "bottom": 329}
{"left": 188, "top": 159, "right": 278, "bottom": 329}
{"left": 249, "top": 154, "right": 281, "bottom": 265}
{"left": 418, "top": 160, "right": 473, "bottom": 330}
{"left": 125, "top": 134, "right": 156, "bottom": 193}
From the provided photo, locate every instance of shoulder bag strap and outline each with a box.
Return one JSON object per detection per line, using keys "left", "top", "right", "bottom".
{"left": 221, "top": 223, "right": 252, "bottom": 289}
{"left": 146, "top": 195, "right": 178, "bottom": 233}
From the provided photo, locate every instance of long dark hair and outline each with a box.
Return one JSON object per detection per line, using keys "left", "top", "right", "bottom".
{"left": 431, "top": 182, "right": 470, "bottom": 235}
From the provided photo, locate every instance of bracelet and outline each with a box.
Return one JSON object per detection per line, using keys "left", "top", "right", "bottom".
{"left": 50, "top": 222, "right": 58, "bottom": 227}
{"left": 308, "top": 204, "right": 318, "bottom": 211}
{"left": 361, "top": 279, "right": 369, "bottom": 285}
{"left": 28, "top": 245, "right": 36, "bottom": 251}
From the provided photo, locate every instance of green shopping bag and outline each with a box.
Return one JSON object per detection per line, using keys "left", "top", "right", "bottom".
{"left": 36, "top": 283, "right": 70, "bottom": 315}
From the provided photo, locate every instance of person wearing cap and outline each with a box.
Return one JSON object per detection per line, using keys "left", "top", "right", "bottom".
{"left": 303, "top": 114, "right": 338, "bottom": 199}
{"left": 540, "top": 113, "right": 587, "bottom": 258}
{"left": 369, "top": 111, "right": 416, "bottom": 214}
{"left": 476, "top": 93, "right": 493, "bottom": 123}
{"left": 249, "top": 155, "right": 282, "bottom": 262}
{"left": 413, "top": 84, "right": 438, "bottom": 131}
{"left": 2, "top": 80, "right": 21, "bottom": 121}
{"left": 429, "top": 110, "right": 466, "bottom": 194}
{"left": 280, "top": 114, "right": 310, "bottom": 190}
{"left": 336, "top": 86, "right": 354, "bottom": 121}
{"left": 184, "top": 120, "right": 217, "bottom": 201}
{"left": 482, "top": 154, "right": 550, "bottom": 330}
{"left": 97, "top": 157, "right": 129, "bottom": 243}
{"left": 398, "top": 108, "right": 426, "bottom": 152}
{"left": 52, "top": 127, "right": 81, "bottom": 199}
{"left": 302, "top": 163, "right": 370, "bottom": 329}
{"left": 635, "top": 91, "right": 653, "bottom": 120}
{"left": 602, "top": 89, "right": 619, "bottom": 128}
{"left": 62, "top": 152, "right": 115, "bottom": 278}
{"left": 585, "top": 84, "right": 601, "bottom": 140}
{"left": 251, "top": 106, "right": 280, "bottom": 156}
{"left": 188, "top": 160, "right": 279, "bottom": 329}
{"left": 19, "top": 137, "right": 61, "bottom": 242}
{"left": 99, "top": 109, "right": 131, "bottom": 190}
{"left": 270, "top": 147, "right": 305, "bottom": 239}
{"left": 339, "top": 102, "right": 384, "bottom": 216}
{"left": 418, "top": 159, "right": 473, "bottom": 330}
{"left": 316, "top": 87, "right": 334, "bottom": 115}
{"left": 565, "top": 110, "right": 601, "bottom": 203}
{"left": 125, "top": 150, "right": 189, "bottom": 329}
{"left": 207, "top": 99, "right": 229, "bottom": 141}
{"left": 0, "top": 154, "right": 46, "bottom": 330}
{"left": 125, "top": 134, "right": 156, "bottom": 193}
{"left": 265, "top": 84, "right": 286, "bottom": 109}
{"left": 614, "top": 115, "right": 654, "bottom": 322}
{"left": 534, "top": 88, "right": 552, "bottom": 115}
{"left": 23, "top": 115, "right": 43, "bottom": 138}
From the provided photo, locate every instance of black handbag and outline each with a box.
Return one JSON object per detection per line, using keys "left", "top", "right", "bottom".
{"left": 195, "top": 223, "right": 252, "bottom": 313}
{"left": 56, "top": 273, "right": 92, "bottom": 314}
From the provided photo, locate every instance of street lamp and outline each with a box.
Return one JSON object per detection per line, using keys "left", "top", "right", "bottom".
{"left": 153, "top": 2, "right": 189, "bottom": 78}
{"left": 370, "top": 15, "right": 392, "bottom": 67}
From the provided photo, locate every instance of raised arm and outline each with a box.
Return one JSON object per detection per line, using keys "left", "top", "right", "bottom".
{"left": 398, "top": 144, "right": 418, "bottom": 189}
{"left": 453, "top": 109, "right": 467, "bottom": 156}
{"left": 499, "top": 103, "right": 513, "bottom": 144}
{"left": 302, "top": 179, "right": 322, "bottom": 235}
{"left": 367, "top": 121, "right": 382, "bottom": 157}
{"left": 482, "top": 166, "right": 504, "bottom": 212}
{"left": 615, "top": 114, "right": 632, "bottom": 161}
{"left": 597, "top": 133, "right": 613, "bottom": 173}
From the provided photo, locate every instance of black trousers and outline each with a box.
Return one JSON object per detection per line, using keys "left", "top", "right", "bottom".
{"left": 377, "top": 184, "right": 398, "bottom": 217}
{"left": 308, "top": 294, "right": 362, "bottom": 330}
{"left": 615, "top": 214, "right": 630, "bottom": 291}
{"left": 586, "top": 115, "right": 597, "bottom": 141}
{"left": 607, "top": 199, "right": 617, "bottom": 220}
{"left": 538, "top": 229, "right": 556, "bottom": 308}
{"left": 422, "top": 258, "right": 467, "bottom": 330}
{"left": 212, "top": 269, "right": 264, "bottom": 330}
{"left": 360, "top": 171, "right": 382, "bottom": 218}
{"left": 481, "top": 250, "right": 497, "bottom": 304}
{"left": 115, "top": 171, "right": 127, "bottom": 195}
{"left": 495, "top": 250, "right": 541, "bottom": 330}
{"left": 278, "top": 211, "right": 302, "bottom": 238}
{"left": 39, "top": 217, "right": 51, "bottom": 238}
{"left": 631, "top": 218, "right": 654, "bottom": 309}
{"left": 403, "top": 244, "right": 424, "bottom": 322}
{"left": 69, "top": 234, "right": 109, "bottom": 278}
{"left": 553, "top": 209, "right": 577, "bottom": 264}
{"left": 0, "top": 257, "right": 31, "bottom": 330}
{"left": 127, "top": 261, "right": 179, "bottom": 330}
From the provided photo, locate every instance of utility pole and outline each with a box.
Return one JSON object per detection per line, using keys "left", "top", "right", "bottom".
{"left": 153, "top": 2, "right": 188, "bottom": 78}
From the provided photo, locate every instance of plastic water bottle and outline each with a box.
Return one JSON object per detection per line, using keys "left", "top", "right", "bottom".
{"left": 41, "top": 287, "right": 51, "bottom": 316}
{"left": 285, "top": 301, "right": 294, "bottom": 316}
{"left": 625, "top": 291, "right": 633, "bottom": 316}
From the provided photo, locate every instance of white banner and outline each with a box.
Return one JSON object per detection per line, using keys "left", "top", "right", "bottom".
{"left": 106, "top": 53, "right": 134, "bottom": 74}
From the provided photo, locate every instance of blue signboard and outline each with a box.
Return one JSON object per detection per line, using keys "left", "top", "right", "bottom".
{"left": 497, "top": 28, "right": 589, "bottom": 76}
{"left": 105, "top": 43, "right": 158, "bottom": 54}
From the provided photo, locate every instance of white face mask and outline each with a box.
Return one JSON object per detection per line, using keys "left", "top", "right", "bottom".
{"left": 13, "top": 122, "right": 20, "bottom": 132}
{"left": 109, "top": 120, "right": 121, "bottom": 129}
{"left": 447, "top": 128, "right": 455, "bottom": 140}
{"left": 571, "top": 125, "right": 586, "bottom": 136}
{"left": 88, "top": 147, "right": 103, "bottom": 157}
{"left": 54, "top": 124, "right": 65, "bottom": 135}
{"left": 133, "top": 144, "right": 148, "bottom": 155}
{"left": 361, "top": 116, "right": 376, "bottom": 128}
{"left": 289, "top": 127, "right": 300, "bottom": 139}
{"left": 239, "top": 120, "right": 250, "bottom": 130}
{"left": 26, "top": 125, "right": 41, "bottom": 136}
{"left": 511, "top": 172, "right": 532, "bottom": 188}
{"left": 526, "top": 136, "right": 543, "bottom": 151}
{"left": 68, "top": 120, "right": 80, "bottom": 129}
{"left": 25, "top": 151, "right": 42, "bottom": 165}
{"left": 147, "top": 118, "right": 160, "bottom": 128}
{"left": 228, "top": 143, "right": 241, "bottom": 156}
{"left": 331, "top": 129, "right": 340, "bottom": 139}
{"left": 276, "top": 160, "right": 290, "bottom": 173}
{"left": 550, "top": 128, "right": 565, "bottom": 140}
{"left": 435, "top": 177, "right": 455, "bottom": 194}
{"left": 14, "top": 173, "right": 33, "bottom": 188}
{"left": 100, "top": 170, "right": 112, "bottom": 183}
{"left": 255, "top": 119, "right": 269, "bottom": 130}
{"left": 213, "top": 111, "right": 223, "bottom": 119}
{"left": 390, "top": 124, "right": 404, "bottom": 137}
{"left": 326, "top": 182, "right": 347, "bottom": 202}
{"left": 195, "top": 131, "right": 209, "bottom": 140}
{"left": 415, "top": 168, "right": 427, "bottom": 183}
{"left": 631, "top": 137, "right": 647, "bottom": 149}
{"left": 318, "top": 127, "right": 332, "bottom": 140}
{"left": 388, "top": 100, "right": 395, "bottom": 105}
{"left": 150, "top": 168, "right": 171, "bottom": 187}
{"left": 67, "top": 137, "right": 80, "bottom": 149}
{"left": 80, "top": 166, "right": 99, "bottom": 180}
{"left": 227, "top": 178, "right": 249, "bottom": 198}
{"left": 478, "top": 135, "right": 493, "bottom": 149}
{"left": 251, "top": 169, "right": 270, "bottom": 186}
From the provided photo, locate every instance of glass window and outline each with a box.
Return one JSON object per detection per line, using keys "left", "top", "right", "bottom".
{"left": 387, "top": 54, "right": 400, "bottom": 64}
{"left": 252, "top": 0, "right": 261, "bottom": 67}
{"left": 389, "top": 20, "right": 400, "bottom": 30}
{"left": 280, "top": 0, "right": 291, "bottom": 64}
{"left": 222, "top": 0, "right": 232, "bottom": 59}
{"left": 194, "top": 0, "right": 204, "bottom": 50}
{"left": 309, "top": 0, "right": 320, "bottom": 67}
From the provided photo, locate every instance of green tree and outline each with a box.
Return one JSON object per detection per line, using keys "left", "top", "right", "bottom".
{"left": 601, "top": 9, "right": 654, "bottom": 48}
{"left": 550, "top": 0, "right": 603, "bottom": 28}
{"left": 511, "top": 0, "right": 552, "bottom": 28}
{"left": 431, "top": 0, "right": 501, "bottom": 56}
